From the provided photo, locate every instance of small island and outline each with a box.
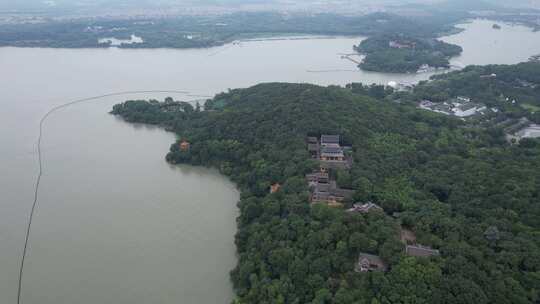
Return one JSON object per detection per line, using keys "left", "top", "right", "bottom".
{"left": 353, "top": 34, "right": 463, "bottom": 73}
{"left": 492, "top": 23, "right": 502, "bottom": 29}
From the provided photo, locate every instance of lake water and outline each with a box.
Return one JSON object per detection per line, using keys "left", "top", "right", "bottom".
{"left": 442, "top": 19, "right": 540, "bottom": 67}
{"left": 1, "top": 19, "right": 540, "bottom": 304}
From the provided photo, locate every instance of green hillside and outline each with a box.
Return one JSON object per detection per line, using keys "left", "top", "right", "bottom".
{"left": 112, "top": 83, "right": 540, "bottom": 303}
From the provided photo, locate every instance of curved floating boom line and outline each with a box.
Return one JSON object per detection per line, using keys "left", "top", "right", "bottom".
{"left": 16, "top": 89, "right": 197, "bottom": 304}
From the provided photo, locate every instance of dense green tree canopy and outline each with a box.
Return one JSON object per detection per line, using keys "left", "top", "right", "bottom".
{"left": 355, "top": 35, "right": 463, "bottom": 73}
{"left": 112, "top": 82, "right": 540, "bottom": 303}
{"left": 406, "top": 62, "right": 540, "bottom": 123}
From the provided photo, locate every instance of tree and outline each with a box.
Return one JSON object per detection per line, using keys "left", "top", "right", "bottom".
{"left": 484, "top": 226, "right": 500, "bottom": 242}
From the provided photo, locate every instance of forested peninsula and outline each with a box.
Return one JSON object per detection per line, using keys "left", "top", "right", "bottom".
{"left": 112, "top": 82, "right": 540, "bottom": 303}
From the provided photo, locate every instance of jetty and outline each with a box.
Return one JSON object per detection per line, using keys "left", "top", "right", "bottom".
{"left": 339, "top": 53, "right": 363, "bottom": 65}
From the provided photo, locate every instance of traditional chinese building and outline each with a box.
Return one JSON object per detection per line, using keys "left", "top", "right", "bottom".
{"left": 179, "top": 140, "right": 190, "bottom": 151}
{"left": 355, "top": 253, "right": 387, "bottom": 272}
{"left": 308, "top": 176, "right": 354, "bottom": 205}
{"left": 320, "top": 134, "right": 340, "bottom": 147}
{"left": 270, "top": 183, "right": 281, "bottom": 194}
{"left": 347, "top": 202, "right": 383, "bottom": 213}
{"left": 405, "top": 244, "right": 440, "bottom": 257}
{"left": 320, "top": 146, "right": 345, "bottom": 161}
{"left": 319, "top": 135, "right": 350, "bottom": 168}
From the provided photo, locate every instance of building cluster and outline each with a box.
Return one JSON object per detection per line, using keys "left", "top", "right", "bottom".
{"left": 179, "top": 140, "right": 191, "bottom": 151}
{"left": 270, "top": 183, "right": 281, "bottom": 194}
{"left": 347, "top": 202, "right": 383, "bottom": 213}
{"left": 480, "top": 73, "right": 497, "bottom": 79}
{"left": 419, "top": 96, "right": 488, "bottom": 118}
{"left": 356, "top": 253, "right": 387, "bottom": 272}
{"left": 389, "top": 40, "right": 416, "bottom": 49}
{"left": 307, "top": 135, "right": 352, "bottom": 169}
{"left": 303, "top": 135, "right": 440, "bottom": 273}
{"left": 516, "top": 124, "right": 540, "bottom": 139}
{"left": 387, "top": 81, "right": 414, "bottom": 92}
{"left": 505, "top": 118, "right": 540, "bottom": 142}
{"left": 354, "top": 225, "right": 440, "bottom": 273}
{"left": 405, "top": 244, "right": 440, "bottom": 257}
{"left": 307, "top": 171, "right": 355, "bottom": 207}
{"left": 306, "top": 135, "right": 354, "bottom": 207}
{"left": 355, "top": 244, "right": 440, "bottom": 273}
{"left": 516, "top": 78, "right": 537, "bottom": 88}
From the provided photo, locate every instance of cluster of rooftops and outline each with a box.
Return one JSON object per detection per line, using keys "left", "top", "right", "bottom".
{"left": 356, "top": 243, "right": 440, "bottom": 272}
{"left": 306, "top": 170, "right": 355, "bottom": 207}
{"left": 504, "top": 118, "right": 540, "bottom": 142}
{"left": 306, "top": 135, "right": 354, "bottom": 207}
{"left": 270, "top": 134, "right": 441, "bottom": 273}
{"left": 419, "top": 96, "right": 490, "bottom": 118}
{"left": 307, "top": 135, "right": 351, "bottom": 166}
{"left": 348, "top": 203, "right": 440, "bottom": 272}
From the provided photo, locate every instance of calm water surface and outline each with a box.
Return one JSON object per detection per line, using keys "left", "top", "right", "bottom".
{"left": 442, "top": 19, "right": 540, "bottom": 66}
{"left": 1, "top": 19, "right": 540, "bottom": 304}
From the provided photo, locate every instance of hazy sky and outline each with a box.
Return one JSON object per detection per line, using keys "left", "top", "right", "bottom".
{"left": 0, "top": 0, "right": 538, "bottom": 14}
{"left": 0, "top": 0, "right": 426, "bottom": 13}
